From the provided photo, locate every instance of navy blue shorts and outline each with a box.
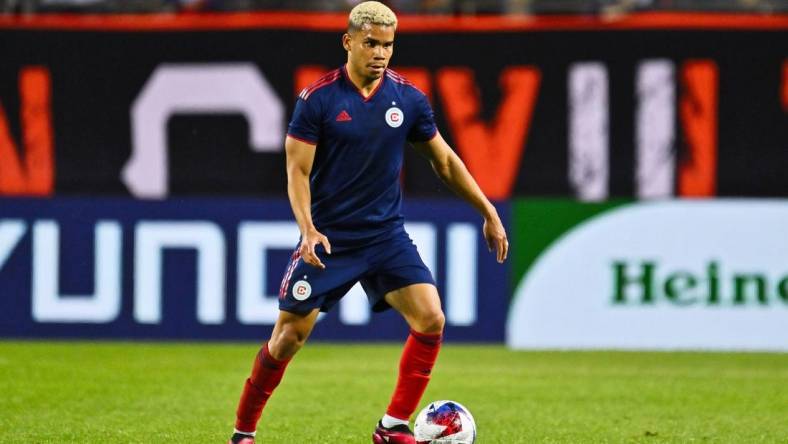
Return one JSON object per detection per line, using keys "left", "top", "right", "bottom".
{"left": 278, "top": 230, "right": 435, "bottom": 315}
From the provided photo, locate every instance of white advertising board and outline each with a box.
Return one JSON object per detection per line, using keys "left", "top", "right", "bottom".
{"left": 507, "top": 200, "right": 788, "bottom": 351}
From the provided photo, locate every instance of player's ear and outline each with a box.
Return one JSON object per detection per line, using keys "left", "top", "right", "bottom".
{"left": 342, "top": 33, "right": 352, "bottom": 52}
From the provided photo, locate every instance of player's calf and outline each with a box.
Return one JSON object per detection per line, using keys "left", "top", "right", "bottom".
{"left": 233, "top": 343, "right": 291, "bottom": 435}
{"left": 385, "top": 329, "right": 443, "bottom": 423}
{"left": 230, "top": 310, "right": 319, "bottom": 440}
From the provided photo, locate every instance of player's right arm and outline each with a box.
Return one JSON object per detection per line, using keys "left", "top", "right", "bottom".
{"left": 285, "top": 136, "right": 331, "bottom": 269}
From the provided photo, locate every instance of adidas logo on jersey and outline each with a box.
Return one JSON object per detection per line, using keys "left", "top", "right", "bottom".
{"left": 335, "top": 110, "right": 352, "bottom": 122}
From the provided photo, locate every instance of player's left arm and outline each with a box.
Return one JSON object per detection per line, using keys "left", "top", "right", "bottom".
{"left": 413, "top": 132, "right": 508, "bottom": 263}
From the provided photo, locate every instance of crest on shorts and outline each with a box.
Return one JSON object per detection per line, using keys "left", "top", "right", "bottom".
{"left": 385, "top": 107, "right": 404, "bottom": 128}
{"left": 292, "top": 280, "right": 312, "bottom": 301}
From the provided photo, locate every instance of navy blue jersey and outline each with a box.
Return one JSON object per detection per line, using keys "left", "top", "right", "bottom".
{"left": 287, "top": 66, "right": 437, "bottom": 250}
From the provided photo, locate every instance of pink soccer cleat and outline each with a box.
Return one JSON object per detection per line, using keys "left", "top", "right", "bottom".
{"left": 372, "top": 421, "right": 416, "bottom": 444}
{"left": 227, "top": 433, "right": 255, "bottom": 444}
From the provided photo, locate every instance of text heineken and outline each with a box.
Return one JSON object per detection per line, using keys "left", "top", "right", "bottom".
{"left": 612, "top": 261, "right": 788, "bottom": 305}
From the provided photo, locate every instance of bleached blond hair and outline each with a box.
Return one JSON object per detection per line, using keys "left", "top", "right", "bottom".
{"left": 348, "top": 1, "right": 397, "bottom": 32}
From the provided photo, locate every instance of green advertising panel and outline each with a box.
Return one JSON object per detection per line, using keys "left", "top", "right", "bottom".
{"left": 510, "top": 199, "right": 628, "bottom": 296}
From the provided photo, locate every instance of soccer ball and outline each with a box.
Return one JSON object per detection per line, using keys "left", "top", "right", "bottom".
{"left": 413, "top": 400, "right": 476, "bottom": 444}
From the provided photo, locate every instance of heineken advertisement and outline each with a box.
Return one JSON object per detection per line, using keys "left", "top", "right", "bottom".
{"left": 507, "top": 199, "right": 788, "bottom": 351}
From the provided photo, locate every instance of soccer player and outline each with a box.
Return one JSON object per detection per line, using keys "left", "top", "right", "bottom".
{"left": 229, "top": 2, "right": 508, "bottom": 443}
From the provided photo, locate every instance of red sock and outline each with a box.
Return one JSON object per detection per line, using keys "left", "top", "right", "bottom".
{"left": 386, "top": 329, "right": 443, "bottom": 421}
{"left": 234, "top": 343, "right": 291, "bottom": 433}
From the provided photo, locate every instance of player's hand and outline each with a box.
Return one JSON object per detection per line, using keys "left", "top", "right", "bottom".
{"left": 483, "top": 213, "right": 508, "bottom": 264}
{"left": 300, "top": 228, "right": 331, "bottom": 269}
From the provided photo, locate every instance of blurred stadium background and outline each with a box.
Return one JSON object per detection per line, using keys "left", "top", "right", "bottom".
{"left": 1, "top": 0, "right": 787, "bottom": 13}
{"left": 0, "top": 0, "right": 786, "bottom": 442}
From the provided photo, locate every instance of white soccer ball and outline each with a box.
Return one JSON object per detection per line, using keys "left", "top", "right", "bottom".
{"left": 413, "top": 400, "right": 476, "bottom": 444}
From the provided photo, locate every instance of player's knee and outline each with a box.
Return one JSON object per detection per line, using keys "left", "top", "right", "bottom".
{"left": 271, "top": 325, "right": 309, "bottom": 359}
{"left": 415, "top": 310, "right": 445, "bottom": 334}
{"left": 282, "top": 326, "right": 309, "bottom": 348}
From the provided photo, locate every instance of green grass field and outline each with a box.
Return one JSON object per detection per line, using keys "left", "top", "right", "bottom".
{"left": 1, "top": 341, "right": 787, "bottom": 443}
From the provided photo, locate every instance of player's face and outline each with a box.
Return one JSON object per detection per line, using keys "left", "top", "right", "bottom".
{"left": 343, "top": 23, "right": 395, "bottom": 81}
